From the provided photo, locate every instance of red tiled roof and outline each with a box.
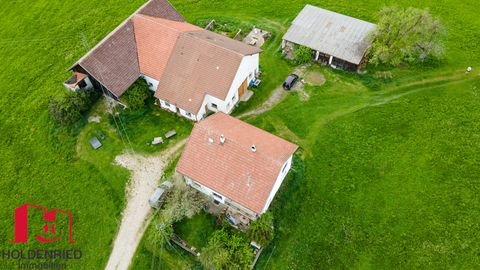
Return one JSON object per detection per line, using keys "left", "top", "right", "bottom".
{"left": 133, "top": 15, "right": 202, "bottom": 80}
{"left": 137, "top": 0, "right": 185, "bottom": 22}
{"left": 70, "top": 0, "right": 261, "bottom": 101}
{"left": 154, "top": 30, "right": 261, "bottom": 113}
{"left": 78, "top": 20, "right": 140, "bottom": 97}
{"left": 70, "top": 0, "right": 184, "bottom": 97}
{"left": 176, "top": 113, "right": 298, "bottom": 214}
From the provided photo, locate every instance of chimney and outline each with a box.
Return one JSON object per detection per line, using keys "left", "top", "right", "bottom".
{"left": 220, "top": 134, "right": 226, "bottom": 145}
{"left": 251, "top": 144, "right": 257, "bottom": 153}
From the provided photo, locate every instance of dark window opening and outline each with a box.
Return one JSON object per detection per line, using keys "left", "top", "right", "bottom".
{"left": 78, "top": 80, "right": 87, "bottom": 89}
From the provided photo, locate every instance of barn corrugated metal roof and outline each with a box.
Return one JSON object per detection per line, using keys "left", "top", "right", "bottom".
{"left": 283, "top": 5, "right": 376, "bottom": 65}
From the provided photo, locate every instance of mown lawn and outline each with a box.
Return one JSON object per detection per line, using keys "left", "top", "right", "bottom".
{"left": 1, "top": 0, "right": 480, "bottom": 269}
{"left": 251, "top": 72, "right": 480, "bottom": 268}
{"left": 174, "top": 212, "right": 218, "bottom": 250}
{"left": 0, "top": 0, "right": 190, "bottom": 268}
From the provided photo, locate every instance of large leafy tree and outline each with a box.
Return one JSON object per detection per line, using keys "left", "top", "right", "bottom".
{"left": 161, "top": 181, "right": 206, "bottom": 224}
{"left": 48, "top": 88, "right": 100, "bottom": 126}
{"left": 199, "top": 230, "right": 253, "bottom": 270}
{"left": 122, "top": 79, "right": 152, "bottom": 110}
{"left": 247, "top": 212, "right": 274, "bottom": 246}
{"left": 369, "top": 6, "right": 446, "bottom": 66}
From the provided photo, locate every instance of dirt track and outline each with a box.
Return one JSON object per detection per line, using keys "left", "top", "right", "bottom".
{"left": 105, "top": 140, "right": 185, "bottom": 270}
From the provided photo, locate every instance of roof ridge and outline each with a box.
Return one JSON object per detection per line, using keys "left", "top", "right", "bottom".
{"left": 134, "top": 14, "right": 199, "bottom": 32}
{"left": 68, "top": 0, "right": 155, "bottom": 70}
{"left": 197, "top": 121, "right": 288, "bottom": 166}
{"left": 69, "top": 0, "right": 187, "bottom": 70}
{"left": 161, "top": 0, "right": 184, "bottom": 21}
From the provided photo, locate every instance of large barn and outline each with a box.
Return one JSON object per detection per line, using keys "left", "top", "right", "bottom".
{"left": 282, "top": 5, "right": 376, "bottom": 71}
{"left": 66, "top": 0, "right": 261, "bottom": 121}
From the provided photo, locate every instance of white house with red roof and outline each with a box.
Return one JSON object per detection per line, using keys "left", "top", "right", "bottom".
{"left": 176, "top": 113, "right": 298, "bottom": 222}
{"left": 67, "top": 0, "right": 261, "bottom": 121}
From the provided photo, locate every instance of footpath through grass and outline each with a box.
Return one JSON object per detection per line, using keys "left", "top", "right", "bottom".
{"left": 133, "top": 0, "right": 480, "bottom": 268}
{"left": 252, "top": 74, "right": 480, "bottom": 268}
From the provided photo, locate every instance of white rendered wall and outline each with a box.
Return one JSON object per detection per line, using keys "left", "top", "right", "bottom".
{"left": 159, "top": 99, "right": 177, "bottom": 113}
{"left": 262, "top": 155, "right": 294, "bottom": 213}
{"left": 195, "top": 53, "right": 259, "bottom": 121}
{"left": 141, "top": 75, "right": 159, "bottom": 91}
{"left": 183, "top": 176, "right": 257, "bottom": 217}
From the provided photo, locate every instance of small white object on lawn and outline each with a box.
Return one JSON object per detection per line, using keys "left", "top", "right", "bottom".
{"left": 152, "top": 137, "right": 163, "bottom": 145}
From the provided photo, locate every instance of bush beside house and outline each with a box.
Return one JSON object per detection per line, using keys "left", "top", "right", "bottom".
{"left": 48, "top": 88, "right": 100, "bottom": 126}
{"left": 122, "top": 79, "right": 153, "bottom": 110}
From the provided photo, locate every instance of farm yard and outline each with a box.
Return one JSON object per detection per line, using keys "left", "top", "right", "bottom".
{"left": 0, "top": 0, "right": 479, "bottom": 269}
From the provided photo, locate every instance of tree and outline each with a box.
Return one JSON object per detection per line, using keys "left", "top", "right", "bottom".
{"left": 161, "top": 182, "right": 206, "bottom": 223}
{"left": 122, "top": 79, "right": 152, "bottom": 110}
{"left": 368, "top": 6, "right": 446, "bottom": 66}
{"left": 48, "top": 88, "right": 100, "bottom": 126}
{"left": 294, "top": 45, "right": 313, "bottom": 64}
{"left": 199, "top": 230, "right": 253, "bottom": 270}
{"left": 247, "top": 212, "right": 274, "bottom": 246}
{"left": 199, "top": 231, "right": 230, "bottom": 270}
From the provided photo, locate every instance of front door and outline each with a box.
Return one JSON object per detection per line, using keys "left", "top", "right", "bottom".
{"left": 238, "top": 78, "right": 248, "bottom": 98}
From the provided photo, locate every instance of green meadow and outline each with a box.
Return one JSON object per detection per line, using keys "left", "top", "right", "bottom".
{"left": 0, "top": 0, "right": 479, "bottom": 269}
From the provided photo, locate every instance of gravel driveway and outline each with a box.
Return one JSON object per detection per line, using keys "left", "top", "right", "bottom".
{"left": 105, "top": 140, "right": 185, "bottom": 270}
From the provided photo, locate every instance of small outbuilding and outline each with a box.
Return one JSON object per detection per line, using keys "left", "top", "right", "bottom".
{"left": 282, "top": 5, "right": 376, "bottom": 71}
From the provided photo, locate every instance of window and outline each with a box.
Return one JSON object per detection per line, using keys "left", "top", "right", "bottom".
{"left": 232, "top": 95, "right": 236, "bottom": 102}
{"left": 213, "top": 192, "right": 223, "bottom": 200}
{"left": 192, "top": 181, "right": 201, "bottom": 188}
{"left": 185, "top": 112, "right": 192, "bottom": 117}
{"left": 211, "top": 103, "right": 218, "bottom": 109}
{"left": 78, "top": 80, "right": 87, "bottom": 89}
{"left": 165, "top": 101, "right": 171, "bottom": 107}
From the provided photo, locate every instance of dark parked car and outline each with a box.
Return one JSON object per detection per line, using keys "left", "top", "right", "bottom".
{"left": 283, "top": 74, "right": 299, "bottom": 90}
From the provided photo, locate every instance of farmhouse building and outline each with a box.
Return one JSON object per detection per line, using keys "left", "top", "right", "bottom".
{"left": 282, "top": 5, "right": 376, "bottom": 70}
{"left": 176, "top": 113, "right": 298, "bottom": 223}
{"left": 66, "top": 0, "right": 260, "bottom": 121}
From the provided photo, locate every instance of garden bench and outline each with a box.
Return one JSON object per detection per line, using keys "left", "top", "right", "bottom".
{"left": 165, "top": 130, "right": 177, "bottom": 139}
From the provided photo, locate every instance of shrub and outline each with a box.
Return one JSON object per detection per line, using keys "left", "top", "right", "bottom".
{"left": 199, "top": 229, "right": 253, "bottom": 270}
{"left": 49, "top": 88, "right": 100, "bottom": 126}
{"left": 195, "top": 18, "right": 254, "bottom": 39}
{"left": 247, "top": 212, "right": 274, "bottom": 246}
{"left": 122, "top": 79, "right": 152, "bottom": 110}
{"left": 368, "top": 6, "right": 446, "bottom": 66}
{"left": 294, "top": 45, "right": 313, "bottom": 64}
{"left": 161, "top": 181, "right": 206, "bottom": 224}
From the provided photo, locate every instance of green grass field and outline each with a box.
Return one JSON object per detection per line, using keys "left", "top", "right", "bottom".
{"left": 1, "top": 0, "right": 479, "bottom": 269}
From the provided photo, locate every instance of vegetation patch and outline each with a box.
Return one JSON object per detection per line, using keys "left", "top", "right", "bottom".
{"left": 195, "top": 17, "right": 255, "bottom": 40}
{"left": 121, "top": 79, "right": 153, "bottom": 110}
{"left": 199, "top": 229, "right": 253, "bottom": 270}
{"left": 293, "top": 45, "right": 313, "bottom": 65}
{"left": 48, "top": 88, "right": 100, "bottom": 127}
{"left": 369, "top": 6, "right": 446, "bottom": 66}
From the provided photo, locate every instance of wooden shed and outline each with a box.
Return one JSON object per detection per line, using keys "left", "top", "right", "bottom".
{"left": 282, "top": 5, "right": 376, "bottom": 71}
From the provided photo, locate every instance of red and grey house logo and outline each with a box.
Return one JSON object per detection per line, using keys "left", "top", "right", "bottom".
{"left": 12, "top": 204, "right": 74, "bottom": 244}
